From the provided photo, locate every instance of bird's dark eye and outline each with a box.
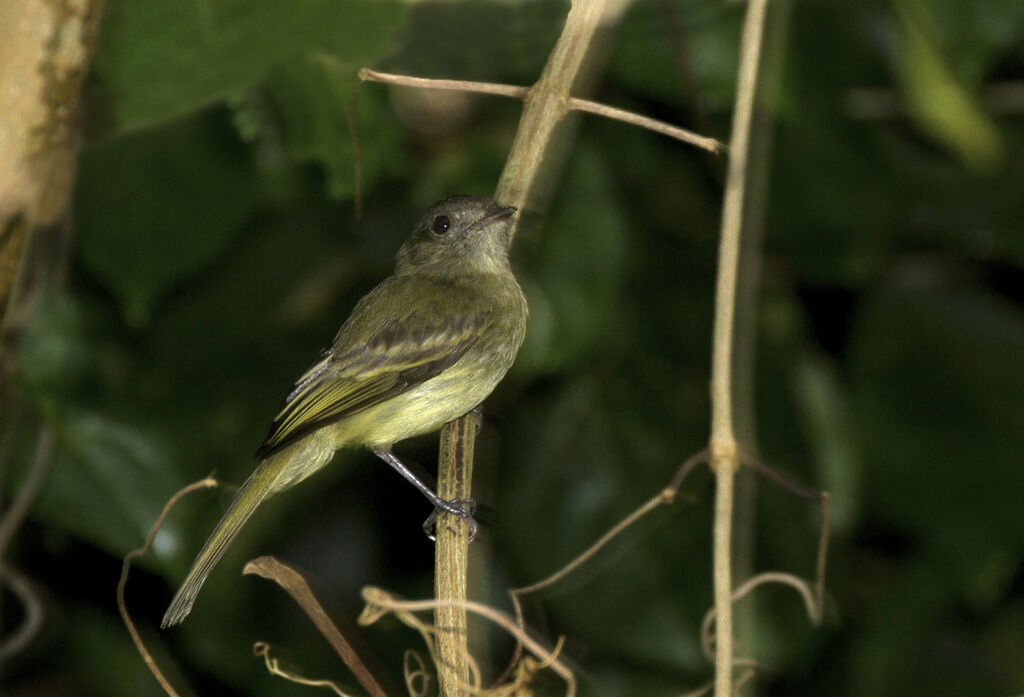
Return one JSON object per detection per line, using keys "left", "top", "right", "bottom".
{"left": 432, "top": 215, "right": 451, "bottom": 235}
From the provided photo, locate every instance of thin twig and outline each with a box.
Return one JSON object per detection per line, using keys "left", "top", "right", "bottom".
{"left": 359, "top": 587, "right": 576, "bottom": 697}
{"left": 569, "top": 98, "right": 725, "bottom": 153}
{"left": 360, "top": 69, "right": 527, "bottom": 99}
{"left": 0, "top": 566, "right": 44, "bottom": 662}
{"left": 707, "top": 0, "right": 771, "bottom": 695}
{"left": 117, "top": 476, "right": 222, "bottom": 697}
{"left": 0, "top": 429, "right": 54, "bottom": 662}
{"left": 495, "top": 451, "right": 706, "bottom": 688}
{"left": 700, "top": 570, "right": 824, "bottom": 664}
{"left": 0, "top": 429, "right": 53, "bottom": 557}
{"left": 253, "top": 642, "right": 358, "bottom": 697}
{"left": 243, "top": 556, "right": 393, "bottom": 697}
{"left": 735, "top": 453, "right": 831, "bottom": 624}
{"left": 359, "top": 69, "right": 725, "bottom": 155}
{"left": 512, "top": 450, "right": 707, "bottom": 600}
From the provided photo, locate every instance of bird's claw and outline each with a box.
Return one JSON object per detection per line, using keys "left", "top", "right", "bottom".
{"left": 423, "top": 498, "right": 478, "bottom": 542}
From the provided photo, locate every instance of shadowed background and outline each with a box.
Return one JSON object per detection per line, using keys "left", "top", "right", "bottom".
{"left": 2, "top": 0, "right": 1023, "bottom": 696}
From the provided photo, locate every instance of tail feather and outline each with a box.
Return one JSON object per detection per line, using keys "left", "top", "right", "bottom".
{"left": 161, "top": 464, "right": 277, "bottom": 628}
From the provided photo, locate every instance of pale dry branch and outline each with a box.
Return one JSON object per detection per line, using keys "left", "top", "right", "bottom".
{"left": 359, "top": 69, "right": 724, "bottom": 154}
{"left": 707, "top": 0, "right": 771, "bottom": 693}
{"left": 117, "top": 476, "right": 222, "bottom": 697}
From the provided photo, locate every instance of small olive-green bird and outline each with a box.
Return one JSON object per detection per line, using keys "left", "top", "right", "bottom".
{"left": 161, "top": 195, "right": 527, "bottom": 627}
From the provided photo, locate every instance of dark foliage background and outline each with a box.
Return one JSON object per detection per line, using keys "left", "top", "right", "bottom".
{"left": 2, "top": 0, "right": 1023, "bottom": 695}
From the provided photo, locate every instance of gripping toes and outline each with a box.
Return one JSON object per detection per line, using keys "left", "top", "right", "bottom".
{"left": 423, "top": 497, "right": 478, "bottom": 541}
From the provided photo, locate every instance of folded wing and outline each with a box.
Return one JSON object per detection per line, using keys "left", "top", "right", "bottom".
{"left": 256, "top": 279, "right": 489, "bottom": 458}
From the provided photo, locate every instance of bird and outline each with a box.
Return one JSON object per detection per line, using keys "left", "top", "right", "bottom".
{"left": 161, "top": 195, "right": 528, "bottom": 627}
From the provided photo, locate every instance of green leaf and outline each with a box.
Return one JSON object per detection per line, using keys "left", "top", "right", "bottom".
{"left": 76, "top": 111, "right": 260, "bottom": 326}
{"left": 29, "top": 410, "right": 182, "bottom": 558}
{"left": 91, "top": 0, "right": 408, "bottom": 131}
{"left": 894, "top": 0, "right": 1003, "bottom": 171}
{"left": 261, "top": 53, "right": 405, "bottom": 199}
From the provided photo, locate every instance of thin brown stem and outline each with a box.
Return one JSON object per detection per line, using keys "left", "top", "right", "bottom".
{"left": 117, "top": 477, "right": 221, "bottom": 697}
{"left": 243, "top": 556, "right": 394, "bottom": 697}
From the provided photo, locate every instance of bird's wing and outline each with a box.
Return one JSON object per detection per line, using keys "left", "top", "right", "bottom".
{"left": 255, "top": 280, "right": 489, "bottom": 458}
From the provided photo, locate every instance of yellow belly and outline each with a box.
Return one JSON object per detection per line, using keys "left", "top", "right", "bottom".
{"left": 324, "top": 360, "right": 499, "bottom": 450}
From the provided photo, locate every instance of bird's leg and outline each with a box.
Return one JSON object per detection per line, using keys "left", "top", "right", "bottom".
{"left": 467, "top": 404, "right": 484, "bottom": 429}
{"left": 372, "top": 449, "right": 477, "bottom": 540}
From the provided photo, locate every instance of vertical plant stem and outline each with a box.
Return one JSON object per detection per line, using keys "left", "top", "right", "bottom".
{"left": 434, "top": 415, "right": 478, "bottom": 695}
{"left": 708, "top": 0, "right": 770, "bottom": 695}
{"left": 434, "top": 1, "right": 608, "bottom": 694}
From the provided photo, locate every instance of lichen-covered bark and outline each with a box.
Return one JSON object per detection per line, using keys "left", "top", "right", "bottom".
{"left": 0, "top": 0, "right": 103, "bottom": 319}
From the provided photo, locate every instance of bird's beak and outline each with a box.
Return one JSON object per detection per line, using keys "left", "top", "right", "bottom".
{"left": 472, "top": 205, "right": 517, "bottom": 232}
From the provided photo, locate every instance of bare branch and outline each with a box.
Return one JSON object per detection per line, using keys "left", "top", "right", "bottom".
{"left": 359, "top": 69, "right": 724, "bottom": 154}
{"left": 568, "top": 98, "right": 725, "bottom": 154}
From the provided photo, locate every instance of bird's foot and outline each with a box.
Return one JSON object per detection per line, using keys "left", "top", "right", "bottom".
{"left": 423, "top": 497, "right": 478, "bottom": 542}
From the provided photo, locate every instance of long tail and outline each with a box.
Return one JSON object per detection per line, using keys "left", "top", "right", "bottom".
{"left": 161, "top": 456, "right": 282, "bottom": 628}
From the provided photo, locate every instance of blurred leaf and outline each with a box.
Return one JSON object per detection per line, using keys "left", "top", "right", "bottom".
{"left": 903, "top": 0, "right": 1024, "bottom": 84}
{"left": 91, "top": 0, "right": 407, "bottom": 130}
{"left": 13, "top": 293, "right": 184, "bottom": 556}
{"left": 611, "top": 0, "right": 742, "bottom": 111}
{"left": 261, "top": 54, "right": 405, "bottom": 199}
{"left": 791, "top": 351, "right": 862, "bottom": 535}
{"left": 76, "top": 111, "right": 261, "bottom": 326}
{"left": 386, "top": 1, "right": 563, "bottom": 83}
{"left": 894, "top": 0, "right": 1003, "bottom": 171}
{"left": 34, "top": 410, "right": 182, "bottom": 558}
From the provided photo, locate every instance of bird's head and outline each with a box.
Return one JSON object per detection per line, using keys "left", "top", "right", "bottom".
{"left": 395, "top": 195, "right": 518, "bottom": 276}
